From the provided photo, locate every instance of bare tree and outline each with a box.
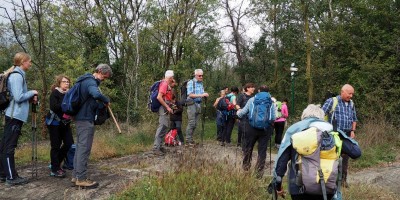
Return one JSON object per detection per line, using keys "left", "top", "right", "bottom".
{"left": 1, "top": 0, "right": 49, "bottom": 138}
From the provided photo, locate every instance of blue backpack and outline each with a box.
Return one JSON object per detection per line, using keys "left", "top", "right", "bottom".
{"left": 248, "top": 92, "right": 274, "bottom": 129}
{"left": 148, "top": 80, "right": 162, "bottom": 112}
{"left": 61, "top": 77, "right": 92, "bottom": 115}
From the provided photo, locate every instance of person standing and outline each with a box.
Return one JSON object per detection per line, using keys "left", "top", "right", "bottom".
{"left": 272, "top": 98, "right": 289, "bottom": 149}
{"left": 72, "top": 64, "right": 112, "bottom": 188}
{"left": 235, "top": 83, "right": 255, "bottom": 148}
{"left": 272, "top": 104, "right": 361, "bottom": 199}
{"left": 322, "top": 84, "right": 357, "bottom": 188}
{"left": 0, "top": 52, "right": 38, "bottom": 186}
{"left": 185, "top": 69, "right": 209, "bottom": 146}
{"left": 236, "top": 85, "right": 275, "bottom": 179}
{"left": 45, "top": 75, "right": 74, "bottom": 178}
{"left": 213, "top": 90, "right": 227, "bottom": 142}
{"left": 222, "top": 87, "right": 239, "bottom": 146}
{"left": 152, "top": 70, "right": 174, "bottom": 155}
{"left": 170, "top": 93, "right": 184, "bottom": 145}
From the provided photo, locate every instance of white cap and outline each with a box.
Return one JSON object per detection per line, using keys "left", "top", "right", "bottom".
{"left": 165, "top": 70, "right": 174, "bottom": 78}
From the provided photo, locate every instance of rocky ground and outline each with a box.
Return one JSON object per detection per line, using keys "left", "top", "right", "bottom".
{"left": 0, "top": 143, "right": 398, "bottom": 200}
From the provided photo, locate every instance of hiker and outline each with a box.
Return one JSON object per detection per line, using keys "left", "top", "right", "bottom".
{"left": 236, "top": 85, "right": 275, "bottom": 179}
{"left": 235, "top": 83, "right": 256, "bottom": 148}
{"left": 185, "top": 69, "right": 209, "bottom": 146}
{"left": 45, "top": 75, "right": 74, "bottom": 178}
{"left": 222, "top": 86, "right": 239, "bottom": 146}
{"left": 271, "top": 104, "right": 361, "bottom": 200}
{"left": 0, "top": 52, "right": 38, "bottom": 186}
{"left": 170, "top": 93, "right": 184, "bottom": 145}
{"left": 272, "top": 97, "right": 289, "bottom": 149}
{"left": 322, "top": 84, "right": 357, "bottom": 188}
{"left": 71, "top": 64, "right": 112, "bottom": 188}
{"left": 213, "top": 89, "right": 227, "bottom": 142}
{"left": 152, "top": 70, "right": 175, "bottom": 155}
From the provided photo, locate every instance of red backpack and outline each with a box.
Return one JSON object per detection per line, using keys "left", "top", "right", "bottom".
{"left": 165, "top": 129, "right": 180, "bottom": 146}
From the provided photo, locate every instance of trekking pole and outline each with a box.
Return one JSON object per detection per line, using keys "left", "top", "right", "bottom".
{"left": 201, "top": 97, "right": 207, "bottom": 146}
{"left": 31, "top": 95, "right": 38, "bottom": 178}
{"left": 270, "top": 128, "right": 272, "bottom": 175}
{"left": 108, "top": 106, "right": 122, "bottom": 134}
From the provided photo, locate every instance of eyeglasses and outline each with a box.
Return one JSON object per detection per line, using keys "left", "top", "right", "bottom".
{"left": 197, "top": 75, "right": 203, "bottom": 77}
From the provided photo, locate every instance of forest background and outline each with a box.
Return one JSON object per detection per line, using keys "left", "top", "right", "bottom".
{"left": 0, "top": 0, "right": 399, "bottom": 136}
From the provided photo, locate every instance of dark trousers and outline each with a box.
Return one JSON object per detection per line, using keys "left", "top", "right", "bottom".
{"left": 48, "top": 123, "right": 74, "bottom": 172}
{"left": 0, "top": 116, "right": 23, "bottom": 180}
{"left": 223, "top": 116, "right": 236, "bottom": 143}
{"left": 170, "top": 120, "right": 184, "bottom": 144}
{"left": 274, "top": 121, "right": 285, "bottom": 145}
{"left": 238, "top": 118, "right": 248, "bottom": 149}
{"left": 216, "top": 125, "right": 224, "bottom": 141}
{"left": 342, "top": 130, "right": 352, "bottom": 180}
{"left": 242, "top": 123, "right": 271, "bottom": 178}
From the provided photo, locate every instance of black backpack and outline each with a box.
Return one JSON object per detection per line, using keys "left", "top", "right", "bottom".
{"left": 180, "top": 79, "right": 195, "bottom": 106}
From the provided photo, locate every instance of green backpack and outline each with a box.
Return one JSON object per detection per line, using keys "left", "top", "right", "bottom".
{"left": 275, "top": 101, "right": 282, "bottom": 118}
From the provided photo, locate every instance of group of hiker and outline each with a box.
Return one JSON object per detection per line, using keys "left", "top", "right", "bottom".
{"left": 0, "top": 52, "right": 112, "bottom": 188}
{"left": 0, "top": 52, "right": 361, "bottom": 199}
{"left": 213, "top": 82, "right": 360, "bottom": 199}
{"left": 151, "top": 69, "right": 208, "bottom": 156}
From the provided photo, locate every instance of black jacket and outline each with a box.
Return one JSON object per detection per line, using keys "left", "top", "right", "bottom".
{"left": 170, "top": 101, "right": 183, "bottom": 121}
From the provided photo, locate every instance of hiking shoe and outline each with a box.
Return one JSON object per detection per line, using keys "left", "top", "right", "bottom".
{"left": 159, "top": 147, "right": 168, "bottom": 153}
{"left": 5, "top": 176, "right": 28, "bottom": 186}
{"left": 152, "top": 149, "right": 165, "bottom": 156}
{"left": 342, "top": 181, "right": 349, "bottom": 188}
{"left": 76, "top": 179, "right": 99, "bottom": 189}
{"left": 0, "top": 176, "right": 6, "bottom": 183}
{"left": 50, "top": 170, "right": 66, "bottom": 178}
{"left": 220, "top": 142, "right": 225, "bottom": 146}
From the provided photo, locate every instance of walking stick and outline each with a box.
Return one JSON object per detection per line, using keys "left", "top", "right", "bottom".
{"left": 270, "top": 128, "right": 272, "bottom": 175}
{"left": 108, "top": 106, "right": 121, "bottom": 134}
{"left": 201, "top": 97, "right": 207, "bottom": 146}
{"left": 31, "top": 95, "right": 38, "bottom": 178}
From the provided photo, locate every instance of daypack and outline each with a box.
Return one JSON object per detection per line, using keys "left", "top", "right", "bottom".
{"left": 62, "top": 144, "right": 76, "bottom": 170}
{"left": 248, "top": 93, "right": 274, "bottom": 129}
{"left": 180, "top": 79, "right": 195, "bottom": 106}
{"left": 0, "top": 69, "right": 22, "bottom": 111}
{"left": 147, "top": 80, "right": 162, "bottom": 112}
{"left": 290, "top": 127, "right": 343, "bottom": 196}
{"left": 165, "top": 128, "right": 180, "bottom": 146}
{"left": 61, "top": 77, "right": 93, "bottom": 116}
{"left": 275, "top": 101, "right": 283, "bottom": 118}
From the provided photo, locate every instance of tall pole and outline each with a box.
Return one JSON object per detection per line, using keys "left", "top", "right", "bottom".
{"left": 291, "top": 73, "right": 295, "bottom": 115}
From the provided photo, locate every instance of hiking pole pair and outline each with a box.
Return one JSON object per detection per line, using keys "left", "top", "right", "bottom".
{"left": 31, "top": 95, "right": 38, "bottom": 178}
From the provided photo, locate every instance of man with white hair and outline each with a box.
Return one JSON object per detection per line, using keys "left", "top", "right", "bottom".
{"left": 272, "top": 104, "right": 361, "bottom": 200}
{"left": 152, "top": 70, "right": 175, "bottom": 156}
{"left": 322, "top": 84, "right": 357, "bottom": 187}
{"left": 185, "top": 69, "right": 209, "bottom": 146}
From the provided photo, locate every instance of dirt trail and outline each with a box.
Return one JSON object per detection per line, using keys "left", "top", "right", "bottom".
{"left": 0, "top": 143, "right": 398, "bottom": 200}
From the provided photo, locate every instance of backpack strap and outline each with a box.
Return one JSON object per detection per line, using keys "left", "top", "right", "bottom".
{"left": 318, "top": 168, "right": 328, "bottom": 200}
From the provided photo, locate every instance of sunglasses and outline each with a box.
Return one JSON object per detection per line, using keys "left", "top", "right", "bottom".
{"left": 197, "top": 75, "right": 203, "bottom": 77}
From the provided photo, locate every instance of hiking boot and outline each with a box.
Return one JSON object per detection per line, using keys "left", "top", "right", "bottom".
{"left": 75, "top": 179, "right": 99, "bottom": 189}
{"left": 342, "top": 181, "right": 349, "bottom": 188}
{"left": 0, "top": 176, "right": 6, "bottom": 183}
{"left": 159, "top": 147, "right": 168, "bottom": 153}
{"left": 152, "top": 148, "right": 165, "bottom": 156}
{"left": 5, "top": 176, "right": 28, "bottom": 186}
{"left": 220, "top": 142, "right": 225, "bottom": 146}
{"left": 50, "top": 169, "right": 66, "bottom": 178}
{"left": 70, "top": 178, "right": 77, "bottom": 187}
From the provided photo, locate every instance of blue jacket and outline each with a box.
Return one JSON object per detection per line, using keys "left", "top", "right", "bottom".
{"left": 74, "top": 73, "right": 109, "bottom": 122}
{"left": 5, "top": 66, "right": 36, "bottom": 122}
